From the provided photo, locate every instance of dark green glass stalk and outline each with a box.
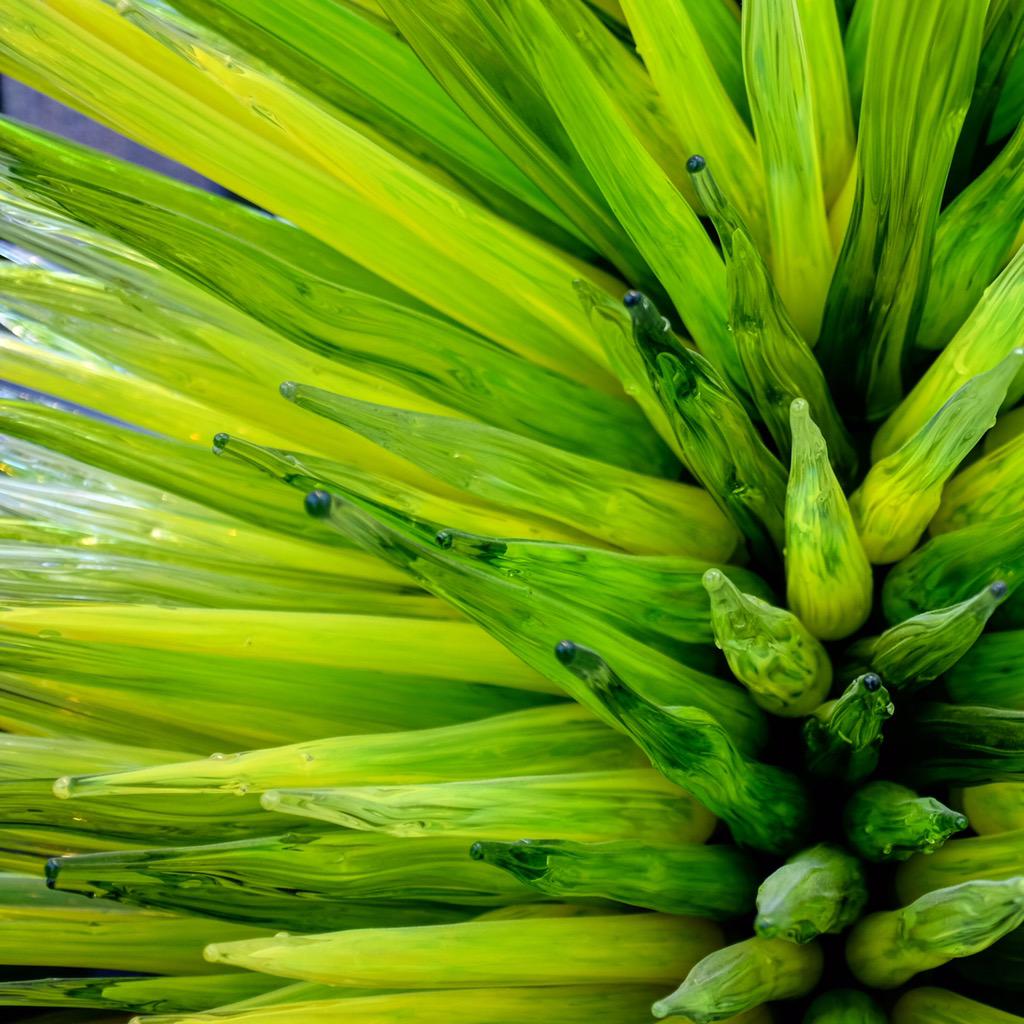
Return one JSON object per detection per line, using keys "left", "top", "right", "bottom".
{"left": 803, "top": 674, "right": 894, "bottom": 782}
{"left": 844, "top": 781, "right": 967, "bottom": 862}
{"left": 755, "top": 844, "right": 868, "bottom": 943}
{"left": 470, "top": 837, "right": 758, "bottom": 919}
{"left": 555, "top": 641, "right": 811, "bottom": 854}
{"left": 817, "top": 1, "right": 986, "bottom": 419}
{"left": 804, "top": 988, "right": 887, "bottom": 1024}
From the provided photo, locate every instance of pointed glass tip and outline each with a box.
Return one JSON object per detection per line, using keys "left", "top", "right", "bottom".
{"left": 279, "top": 381, "right": 298, "bottom": 400}
{"left": 435, "top": 529, "right": 454, "bottom": 549}
{"left": 623, "top": 289, "right": 643, "bottom": 308}
{"left": 211, "top": 432, "right": 230, "bottom": 453}
{"left": 304, "top": 489, "right": 332, "bottom": 518}
{"left": 862, "top": 673, "right": 882, "bottom": 692}
{"left": 991, "top": 580, "right": 1009, "bottom": 599}
{"left": 554, "top": 639, "right": 578, "bottom": 665}
{"left": 686, "top": 154, "right": 707, "bottom": 174}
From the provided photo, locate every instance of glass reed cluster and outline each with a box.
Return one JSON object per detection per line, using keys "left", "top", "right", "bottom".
{"left": 1, "top": 1, "right": 1024, "bottom": 1022}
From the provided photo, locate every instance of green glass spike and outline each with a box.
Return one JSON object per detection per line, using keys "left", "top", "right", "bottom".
{"left": 46, "top": 830, "right": 537, "bottom": 929}
{"left": 816, "top": 1, "right": 986, "bottom": 420}
{"left": 907, "top": 703, "right": 1024, "bottom": 787}
{"left": 703, "top": 568, "right": 832, "bottom": 717}
{"left": 848, "top": 581, "right": 1008, "bottom": 691}
{"left": 844, "top": 781, "right": 968, "bottom": 862}
{"left": 301, "top": 489, "right": 768, "bottom": 752}
{"left": 204, "top": 911, "right": 723, "bottom": 987}
{"left": 625, "top": 306, "right": 787, "bottom": 562}
{"left": 803, "top": 673, "right": 894, "bottom": 782}
{"left": 689, "top": 160, "right": 854, "bottom": 472}
{"left": 851, "top": 351, "right": 1024, "bottom": 563}
{"left": 52, "top": 703, "right": 642, "bottom": 798}
{"left": 804, "top": 988, "right": 887, "bottom": 1024}
{"left": 0, "top": 973, "right": 285, "bottom": 1015}
{"left": 897, "top": 825, "right": 1024, "bottom": 903}
{"left": 651, "top": 936, "right": 823, "bottom": 1022}
{"left": 755, "top": 844, "right": 868, "bottom": 943}
{"left": 281, "top": 382, "right": 738, "bottom": 557}
{"left": 555, "top": 641, "right": 811, "bottom": 854}
{"left": 847, "top": 878, "right": 1024, "bottom": 988}
{"left": 261, "top": 768, "right": 716, "bottom": 845}
{"left": 882, "top": 511, "right": 1024, "bottom": 622}
{"left": 786, "top": 400, "right": 872, "bottom": 640}
{"left": 893, "top": 987, "right": 1024, "bottom": 1024}
{"left": 947, "top": 629, "right": 1024, "bottom": 709}
{"left": 470, "top": 837, "right": 758, "bottom": 919}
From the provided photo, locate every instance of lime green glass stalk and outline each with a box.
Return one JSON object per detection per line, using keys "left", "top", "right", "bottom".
{"left": 555, "top": 641, "right": 811, "bottom": 853}
{"left": 846, "top": 878, "right": 1024, "bottom": 988}
{"left": 652, "top": 936, "right": 823, "bottom": 1023}
{"left": 204, "top": 912, "right": 724, "bottom": 987}
{"left": 947, "top": 630, "right": 1024, "bottom": 708}
{"left": 282, "top": 383, "right": 735, "bottom": 558}
{"left": 961, "top": 782, "right": 1024, "bottom": 835}
{"left": 742, "top": 0, "right": 833, "bottom": 340}
{"left": 52, "top": 704, "right": 640, "bottom": 798}
{"left": 261, "top": 768, "right": 716, "bottom": 844}
{"left": 755, "top": 844, "right": 868, "bottom": 943}
{"left": 844, "top": 781, "right": 967, "bottom": 862}
{"left": 847, "top": 581, "right": 1008, "bottom": 691}
{"left": 851, "top": 350, "right": 1024, "bottom": 564}
{"left": 703, "top": 568, "right": 832, "bottom": 716}
{"left": 816, "top": 0, "right": 986, "bottom": 420}
{"left": 470, "top": 838, "right": 759, "bottom": 919}
{"left": 786, "top": 399, "right": 872, "bottom": 639}
{"left": 897, "top": 826, "right": 1024, "bottom": 903}
{"left": 138, "top": 986, "right": 678, "bottom": 1024}
{"left": 877, "top": 242, "right": 1024, "bottom": 459}
{"left": 933, "top": 430, "right": 1024, "bottom": 535}
{"left": 892, "top": 988, "right": 1024, "bottom": 1024}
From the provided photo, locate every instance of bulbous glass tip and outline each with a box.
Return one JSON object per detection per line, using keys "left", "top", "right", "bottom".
{"left": 435, "top": 529, "right": 454, "bottom": 549}
{"left": 702, "top": 568, "right": 726, "bottom": 592}
{"left": 211, "top": 432, "right": 230, "bottom": 452}
{"left": 862, "top": 673, "right": 882, "bottom": 692}
{"left": 686, "top": 154, "right": 707, "bottom": 174}
{"left": 469, "top": 842, "right": 485, "bottom": 861}
{"left": 623, "top": 289, "right": 643, "bottom": 308}
{"left": 279, "top": 381, "right": 297, "bottom": 399}
{"left": 554, "top": 639, "right": 578, "bottom": 665}
{"left": 44, "top": 856, "right": 60, "bottom": 889}
{"left": 304, "top": 489, "right": 332, "bottom": 518}
{"left": 991, "top": 580, "right": 1008, "bottom": 598}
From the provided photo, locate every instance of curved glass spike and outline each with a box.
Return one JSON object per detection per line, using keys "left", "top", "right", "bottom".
{"left": 555, "top": 641, "right": 811, "bottom": 854}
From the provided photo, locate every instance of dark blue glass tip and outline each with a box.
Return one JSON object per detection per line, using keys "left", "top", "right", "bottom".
{"left": 862, "top": 673, "right": 882, "bottom": 692}
{"left": 686, "top": 154, "right": 707, "bottom": 173}
{"left": 469, "top": 842, "right": 485, "bottom": 861}
{"left": 44, "top": 857, "right": 60, "bottom": 889}
{"left": 554, "top": 639, "right": 578, "bottom": 665}
{"left": 623, "top": 290, "right": 643, "bottom": 308}
{"left": 991, "top": 580, "right": 1008, "bottom": 598}
{"left": 304, "top": 489, "right": 332, "bottom": 518}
